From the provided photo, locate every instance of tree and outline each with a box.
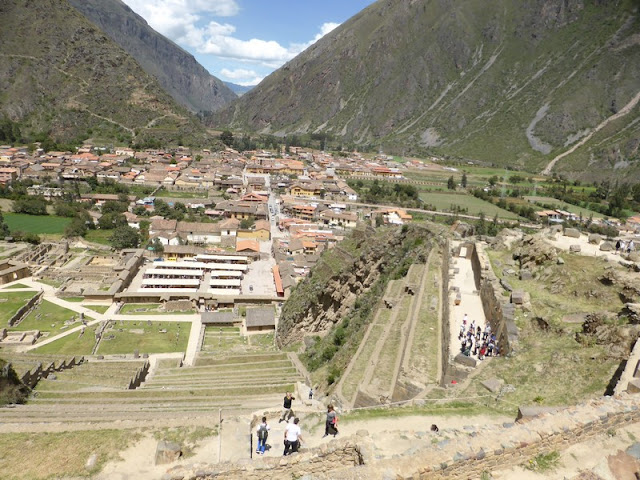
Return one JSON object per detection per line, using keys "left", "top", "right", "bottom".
{"left": 461, "top": 173, "right": 467, "bottom": 188}
{"left": 220, "top": 130, "right": 234, "bottom": 147}
{"left": 13, "top": 197, "right": 47, "bottom": 215}
{"left": 98, "top": 212, "right": 127, "bottom": 230}
{"left": 447, "top": 176, "right": 456, "bottom": 190}
{"left": 64, "top": 218, "right": 88, "bottom": 237}
{"left": 0, "top": 211, "right": 10, "bottom": 238}
{"left": 150, "top": 237, "right": 164, "bottom": 255}
{"left": 488, "top": 175, "right": 498, "bottom": 187}
{"left": 109, "top": 225, "right": 140, "bottom": 249}
{"left": 475, "top": 212, "right": 487, "bottom": 235}
{"left": 240, "top": 217, "right": 255, "bottom": 229}
{"left": 102, "top": 200, "right": 128, "bottom": 214}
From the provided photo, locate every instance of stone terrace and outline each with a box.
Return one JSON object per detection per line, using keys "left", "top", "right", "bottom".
{"left": 0, "top": 352, "right": 303, "bottom": 428}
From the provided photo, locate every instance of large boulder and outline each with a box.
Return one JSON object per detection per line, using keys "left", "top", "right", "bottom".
{"left": 564, "top": 228, "right": 581, "bottom": 238}
{"left": 512, "top": 234, "right": 558, "bottom": 270}
{"left": 588, "top": 233, "right": 602, "bottom": 244}
{"left": 600, "top": 241, "right": 614, "bottom": 252}
{"left": 155, "top": 441, "right": 182, "bottom": 465}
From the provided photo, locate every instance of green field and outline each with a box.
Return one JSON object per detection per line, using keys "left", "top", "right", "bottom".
{"left": 32, "top": 325, "right": 99, "bottom": 355}
{"left": 0, "top": 291, "right": 38, "bottom": 322}
{"left": 2, "top": 283, "right": 32, "bottom": 290}
{"left": 97, "top": 321, "right": 190, "bottom": 354}
{"left": 84, "top": 229, "right": 113, "bottom": 246}
{"left": 119, "top": 303, "right": 194, "bottom": 315}
{"left": 524, "top": 196, "right": 607, "bottom": 219}
{"left": 419, "top": 192, "right": 524, "bottom": 220}
{"left": 10, "top": 300, "right": 84, "bottom": 335}
{"left": 155, "top": 190, "right": 209, "bottom": 199}
{"left": 84, "top": 305, "right": 110, "bottom": 314}
{"left": 4, "top": 213, "right": 71, "bottom": 234}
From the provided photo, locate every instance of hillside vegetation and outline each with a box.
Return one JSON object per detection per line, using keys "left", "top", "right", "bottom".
{"left": 68, "top": 0, "right": 237, "bottom": 114}
{"left": 217, "top": 0, "right": 640, "bottom": 181}
{"left": 0, "top": 0, "right": 208, "bottom": 146}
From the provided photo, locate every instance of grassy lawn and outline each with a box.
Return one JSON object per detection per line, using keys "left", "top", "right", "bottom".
{"left": 2, "top": 283, "right": 32, "bottom": 290}
{"left": 62, "top": 296, "right": 85, "bottom": 302}
{"left": 0, "top": 430, "right": 140, "bottom": 480}
{"left": 119, "top": 303, "right": 194, "bottom": 315}
{"left": 155, "top": 189, "right": 209, "bottom": 199}
{"left": 32, "top": 325, "right": 98, "bottom": 355}
{"left": 409, "top": 250, "right": 441, "bottom": 383}
{"left": 37, "top": 278, "right": 62, "bottom": 288}
{"left": 0, "top": 291, "right": 38, "bottom": 323}
{"left": 96, "top": 321, "right": 190, "bottom": 354}
{"left": 419, "top": 192, "right": 524, "bottom": 220}
{"left": 4, "top": 213, "right": 71, "bottom": 234}
{"left": 84, "top": 305, "right": 110, "bottom": 314}
{"left": 84, "top": 229, "right": 113, "bottom": 246}
{"left": 248, "top": 332, "right": 276, "bottom": 350}
{"left": 10, "top": 300, "right": 80, "bottom": 335}
{"left": 523, "top": 196, "right": 607, "bottom": 219}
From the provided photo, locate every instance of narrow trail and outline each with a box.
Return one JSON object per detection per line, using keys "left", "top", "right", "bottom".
{"left": 542, "top": 90, "right": 640, "bottom": 175}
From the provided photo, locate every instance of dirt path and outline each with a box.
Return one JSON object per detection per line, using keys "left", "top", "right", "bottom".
{"left": 541, "top": 90, "right": 640, "bottom": 175}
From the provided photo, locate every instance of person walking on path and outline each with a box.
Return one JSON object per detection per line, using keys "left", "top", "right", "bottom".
{"left": 256, "top": 416, "right": 270, "bottom": 455}
{"left": 283, "top": 417, "right": 303, "bottom": 456}
{"left": 323, "top": 404, "right": 339, "bottom": 437}
{"left": 279, "top": 392, "right": 296, "bottom": 423}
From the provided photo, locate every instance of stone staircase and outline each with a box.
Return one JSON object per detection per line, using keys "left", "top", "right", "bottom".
{"left": 0, "top": 352, "right": 304, "bottom": 426}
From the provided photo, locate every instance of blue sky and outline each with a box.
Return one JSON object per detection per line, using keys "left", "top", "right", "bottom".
{"left": 121, "top": 0, "right": 376, "bottom": 86}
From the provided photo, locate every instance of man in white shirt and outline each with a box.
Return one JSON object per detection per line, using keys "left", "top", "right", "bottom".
{"left": 283, "top": 417, "right": 303, "bottom": 456}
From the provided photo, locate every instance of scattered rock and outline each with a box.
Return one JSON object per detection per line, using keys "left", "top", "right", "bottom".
{"left": 570, "top": 244, "right": 581, "bottom": 253}
{"left": 557, "top": 257, "right": 565, "bottom": 264}
{"left": 519, "top": 269, "right": 533, "bottom": 280}
{"left": 85, "top": 453, "right": 98, "bottom": 471}
{"left": 481, "top": 378, "right": 504, "bottom": 393}
{"left": 454, "top": 353, "right": 478, "bottom": 367}
{"left": 155, "top": 440, "right": 182, "bottom": 465}
{"left": 588, "top": 233, "right": 602, "bottom": 244}
{"left": 600, "top": 241, "right": 614, "bottom": 252}
{"left": 564, "top": 228, "right": 581, "bottom": 238}
{"left": 627, "top": 379, "right": 640, "bottom": 394}
{"left": 511, "top": 290, "right": 525, "bottom": 305}
{"left": 500, "top": 278, "right": 513, "bottom": 292}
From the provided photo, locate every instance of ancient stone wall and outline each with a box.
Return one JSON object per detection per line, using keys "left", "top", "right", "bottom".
{"left": 20, "top": 356, "right": 84, "bottom": 389}
{"left": 439, "top": 240, "right": 451, "bottom": 386}
{"left": 474, "top": 243, "right": 518, "bottom": 355}
{"left": 160, "top": 394, "right": 640, "bottom": 480}
{"left": 128, "top": 361, "right": 150, "bottom": 389}
{"left": 7, "top": 291, "right": 43, "bottom": 327}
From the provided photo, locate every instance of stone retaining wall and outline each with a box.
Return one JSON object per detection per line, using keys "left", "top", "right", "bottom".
{"left": 7, "top": 291, "right": 43, "bottom": 327}
{"left": 160, "top": 394, "right": 640, "bottom": 480}
{"left": 20, "top": 356, "right": 84, "bottom": 389}
{"left": 474, "top": 243, "right": 518, "bottom": 355}
{"left": 163, "top": 436, "right": 370, "bottom": 480}
{"left": 128, "top": 361, "right": 150, "bottom": 389}
{"left": 439, "top": 240, "right": 451, "bottom": 385}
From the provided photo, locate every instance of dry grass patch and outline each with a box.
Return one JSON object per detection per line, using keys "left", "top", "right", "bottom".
{"left": 0, "top": 429, "right": 140, "bottom": 480}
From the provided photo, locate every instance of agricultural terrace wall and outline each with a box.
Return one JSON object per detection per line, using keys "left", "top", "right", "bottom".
{"left": 474, "top": 243, "right": 518, "bottom": 355}
{"left": 7, "top": 291, "right": 43, "bottom": 327}
{"left": 20, "top": 356, "right": 84, "bottom": 388}
{"left": 164, "top": 394, "right": 640, "bottom": 480}
{"left": 439, "top": 240, "right": 453, "bottom": 385}
{"left": 128, "top": 361, "right": 150, "bottom": 389}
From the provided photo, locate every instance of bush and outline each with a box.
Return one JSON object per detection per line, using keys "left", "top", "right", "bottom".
{"left": 13, "top": 197, "right": 47, "bottom": 215}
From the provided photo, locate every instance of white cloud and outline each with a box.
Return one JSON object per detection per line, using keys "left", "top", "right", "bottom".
{"left": 220, "top": 68, "right": 264, "bottom": 86}
{"left": 123, "top": 1, "right": 340, "bottom": 69}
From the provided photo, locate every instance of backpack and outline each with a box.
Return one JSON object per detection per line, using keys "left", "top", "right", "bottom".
{"left": 257, "top": 424, "right": 268, "bottom": 440}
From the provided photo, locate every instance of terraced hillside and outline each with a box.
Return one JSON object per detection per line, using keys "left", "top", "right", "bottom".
{"left": 0, "top": 352, "right": 303, "bottom": 428}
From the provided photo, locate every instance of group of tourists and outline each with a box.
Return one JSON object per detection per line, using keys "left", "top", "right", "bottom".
{"left": 255, "top": 391, "right": 339, "bottom": 457}
{"left": 458, "top": 313, "right": 498, "bottom": 359}
{"left": 615, "top": 239, "right": 635, "bottom": 255}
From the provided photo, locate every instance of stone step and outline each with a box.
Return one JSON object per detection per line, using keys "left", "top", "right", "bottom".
{"left": 141, "top": 376, "right": 303, "bottom": 389}
{"left": 148, "top": 367, "right": 299, "bottom": 381}
{"left": 157, "top": 359, "right": 293, "bottom": 374}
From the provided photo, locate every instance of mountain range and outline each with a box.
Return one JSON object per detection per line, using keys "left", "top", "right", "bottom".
{"left": 0, "top": 0, "right": 209, "bottom": 146}
{"left": 68, "top": 0, "right": 237, "bottom": 114}
{"left": 215, "top": 0, "right": 640, "bottom": 180}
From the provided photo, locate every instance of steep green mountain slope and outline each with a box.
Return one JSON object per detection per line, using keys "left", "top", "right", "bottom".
{"left": 217, "top": 0, "right": 640, "bottom": 180}
{"left": 0, "top": 0, "right": 208, "bottom": 146}
{"left": 68, "top": 0, "right": 237, "bottom": 114}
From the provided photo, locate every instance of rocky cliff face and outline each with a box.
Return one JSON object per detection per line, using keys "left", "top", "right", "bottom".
{"left": 69, "top": 0, "right": 237, "bottom": 113}
{"left": 215, "top": 0, "right": 640, "bottom": 180}
{"left": 277, "top": 225, "right": 432, "bottom": 348}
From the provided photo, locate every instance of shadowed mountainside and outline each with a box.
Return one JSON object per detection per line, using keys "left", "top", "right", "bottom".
{"left": 68, "top": 0, "right": 237, "bottom": 114}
